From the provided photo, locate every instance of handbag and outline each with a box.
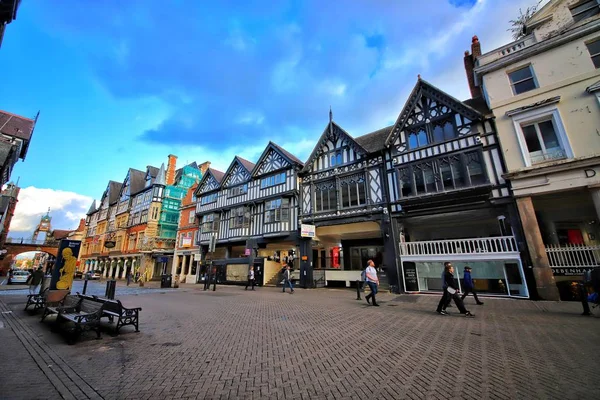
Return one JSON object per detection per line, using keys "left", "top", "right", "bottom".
{"left": 446, "top": 287, "right": 456, "bottom": 295}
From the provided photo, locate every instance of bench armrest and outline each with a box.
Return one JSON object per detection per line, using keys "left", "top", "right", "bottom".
{"left": 57, "top": 306, "right": 78, "bottom": 314}
{"left": 73, "top": 309, "right": 104, "bottom": 324}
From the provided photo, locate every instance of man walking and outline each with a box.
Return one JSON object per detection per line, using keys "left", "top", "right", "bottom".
{"left": 282, "top": 264, "right": 294, "bottom": 294}
{"left": 437, "top": 262, "right": 474, "bottom": 317}
{"left": 245, "top": 266, "right": 256, "bottom": 290}
{"left": 461, "top": 266, "right": 483, "bottom": 305}
{"left": 364, "top": 260, "right": 379, "bottom": 306}
{"left": 29, "top": 266, "right": 44, "bottom": 295}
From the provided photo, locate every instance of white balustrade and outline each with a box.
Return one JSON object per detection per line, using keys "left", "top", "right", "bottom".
{"left": 399, "top": 236, "right": 518, "bottom": 256}
{"left": 545, "top": 244, "right": 600, "bottom": 268}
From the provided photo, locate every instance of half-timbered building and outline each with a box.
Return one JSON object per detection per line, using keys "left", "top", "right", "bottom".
{"left": 297, "top": 114, "right": 394, "bottom": 289}
{"left": 194, "top": 142, "right": 303, "bottom": 285}
{"left": 384, "top": 78, "right": 530, "bottom": 298}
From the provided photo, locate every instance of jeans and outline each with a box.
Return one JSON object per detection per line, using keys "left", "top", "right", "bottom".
{"left": 365, "top": 281, "right": 378, "bottom": 304}
{"left": 29, "top": 284, "right": 40, "bottom": 295}
{"left": 246, "top": 278, "right": 255, "bottom": 290}
{"left": 283, "top": 279, "right": 294, "bottom": 292}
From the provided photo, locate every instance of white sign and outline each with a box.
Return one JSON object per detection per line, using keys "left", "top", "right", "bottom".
{"left": 300, "top": 224, "right": 316, "bottom": 238}
{"left": 193, "top": 253, "right": 202, "bottom": 261}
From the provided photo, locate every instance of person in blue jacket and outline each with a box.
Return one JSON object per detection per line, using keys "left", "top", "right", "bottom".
{"left": 461, "top": 266, "right": 484, "bottom": 305}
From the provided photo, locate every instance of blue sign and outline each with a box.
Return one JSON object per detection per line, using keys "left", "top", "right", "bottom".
{"left": 157, "top": 256, "right": 169, "bottom": 263}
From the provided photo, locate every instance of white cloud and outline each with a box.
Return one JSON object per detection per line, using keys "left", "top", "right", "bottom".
{"left": 8, "top": 187, "right": 93, "bottom": 236}
{"left": 318, "top": 80, "right": 347, "bottom": 97}
{"left": 236, "top": 111, "right": 265, "bottom": 125}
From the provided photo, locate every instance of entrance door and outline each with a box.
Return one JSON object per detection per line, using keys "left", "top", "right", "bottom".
{"left": 504, "top": 262, "right": 527, "bottom": 297}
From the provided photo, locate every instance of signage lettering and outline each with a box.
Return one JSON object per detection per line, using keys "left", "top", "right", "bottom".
{"left": 584, "top": 169, "right": 597, "bottom": 178}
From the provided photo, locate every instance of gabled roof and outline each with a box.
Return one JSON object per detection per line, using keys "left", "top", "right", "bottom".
{"left": 221, "top": 156, "right": 254, "bottom": 188}
{"left": 301, "top": 120, "right": 368, "bottom": 174}
{"left": 86, "top": 200, "right": 97, "bottom": 215}
{"left": 384, "top": 78, "right": 483, "bottom": 146}
{"left": 355, "top": 126, "right": 392, "bottom": 153}
{"left": 0, "top": 110, "right": 38, "bottom": 159}
{"left": 129, "top": 168, "right": 146, "bottom": 195}
{"left": 251, "top": 141, "right": 304, "bottom": 177}
{"left": 195, "top": 168, "right": 225, "bottom": 195}
{"left": 108, "top": 181, "right": 123, "bottom": 205}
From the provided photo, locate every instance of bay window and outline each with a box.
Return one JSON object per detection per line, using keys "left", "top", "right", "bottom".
{"left": 265, "top": 198, "right": 290, "bottom": 223}
{"left": 314, "top": 180, "right": 337, "bottom": 212}
{"left": 230, "top": 206, "right": 250, "bottom": 228}
{"left": 340, "top": 174, "right": 367, "bottom": 208}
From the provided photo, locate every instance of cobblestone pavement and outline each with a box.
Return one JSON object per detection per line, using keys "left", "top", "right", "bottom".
{"left": 1, "top": 285, "right": 599, "bottom": 400}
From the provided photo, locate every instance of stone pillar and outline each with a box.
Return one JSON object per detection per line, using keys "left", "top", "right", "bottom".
{"left": 108, "top": 260, "right": 115, "bottom": 279}
{"left": 591, "top": 187, "right": 600, "bottom": 222}
{"left": 516, "top": 197, "right": 559, "bottom": 301}
{"left": 172, "top": 254, "right": 180, "bottom": 276}
{"left": 187, "top": 256, "right": 194, "bottom": 281}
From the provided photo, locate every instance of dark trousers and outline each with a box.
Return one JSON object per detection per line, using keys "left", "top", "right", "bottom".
{"left": 365, "top": 282, "right": 378, "bottom": 305}
{"left": 436, "top": 291, "right": 449, "bottom": 312}
{"left": 461, "top": 287, "right": 481, "bottom": 303}
{"left": 437, "top": 291, "right": 468, "bottom": 313}
{"left": 245, "top": 278, "right": 255, "bottom": 290}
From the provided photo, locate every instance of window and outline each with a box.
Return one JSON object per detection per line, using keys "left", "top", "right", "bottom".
{"left": 314, "top": 180, "right": 337, "bottom": 212}
{"left": 408, "top": 128, "right": 429, "bottom": 149}
{"left": 188, "top": 211, "right": 195, "bottom": 224}
{"left": 202, "top": 213, "right": 219, "bottom": 232}
{"left": 230, "top": 206, "right": 250, "bottom": 228}
{"left": 396, "top": 151, "right": 487, "bottom": 199}
{"left": 201, "top": 193, "right": 218, "bottom": 205}
{"left": 340, "top": 174, "right": 367, "bottom": 208}
{"left": 140, "top": 210, "right": 148, "bottom": 223}
{"left": 261, "top": 172, "right": 286, "bottom": 189}
{"left": 570, "top": 0, "right": 600, "bottom": 23}
{"left": 229, "top": 184, "right": 248, "bottom": 197}
{"left": 330, "top": 151, "right": 343, "bottom": 166}
{"left": 264, "top": 198, "right": 290, "bottom": 223}
{"left": 508, "top": 66, "right": 537, "bottom": 95}
{"left": 521, "top": 120, "right": 566, "bottom": 164}
{"left": 586, "top": 39, "right": 600, "bottom": 68}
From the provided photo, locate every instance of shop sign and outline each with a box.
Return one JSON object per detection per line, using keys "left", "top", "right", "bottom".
{"left": 194, "top": 253, "right": 202, "bottom": 261}
{"left": 157, "top": 256, "right": 169, "bottom": 263}
{"left": 552, "top": 267, "right": 597, "bottom": 276}
{"left": 301, "top": 224, "right": 316, "bottom": 238}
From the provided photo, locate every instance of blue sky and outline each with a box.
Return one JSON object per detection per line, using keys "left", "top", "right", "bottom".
{"left": 1, "top": 0, "right": 542, "bottom": 237}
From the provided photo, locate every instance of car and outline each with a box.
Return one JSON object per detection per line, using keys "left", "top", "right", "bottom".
{"left": 87, "top": 270, "right": 102, "bottom": 280}
{"left": 9, "top": 270, "right": 31, "bottom": 285}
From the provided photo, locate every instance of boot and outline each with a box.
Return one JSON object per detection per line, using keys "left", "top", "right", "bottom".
{"left": 372, "top": 296, "right": 379, "bottom": 306}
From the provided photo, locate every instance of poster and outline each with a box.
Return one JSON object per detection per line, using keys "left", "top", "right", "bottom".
{"left": 50, "top": 240, "right": 82, "bottom": 290}
{"left": 403, "top": 262, "right": 419, "bottom": 292}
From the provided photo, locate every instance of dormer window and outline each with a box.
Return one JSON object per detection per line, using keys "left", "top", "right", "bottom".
{"left": 570, "top": 0, "right": 600, "bottom": 23}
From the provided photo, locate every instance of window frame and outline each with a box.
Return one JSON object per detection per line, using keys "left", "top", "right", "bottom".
{"left": 586, "top": 37, "right": 600, "bottom": 68}
{"left": 507, "top": 65, "right": 538, "bottom": 95}
{"left": 570, "top": 0, "right": 600, "bottom": 23}
{"left": 510, "top": 105, "right": 573, "bottom": 167}
{"left": 260, "top": 172, "right": 286, "bottom": 189}
{"left": 264, "top": 198, "right": 290, "bottom": 223}
{"left": 230, "top": 206, "right": 250, "bottom": 229}
{"left": 229, "top": 183, "right": 248, "bottom": 197}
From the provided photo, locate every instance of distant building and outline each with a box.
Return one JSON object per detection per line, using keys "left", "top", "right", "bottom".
{"left": 0, "top": 110, "right": 37, "bottom": 188}
{"left": 0, "top": 182, "right": 19, "bottom": 251}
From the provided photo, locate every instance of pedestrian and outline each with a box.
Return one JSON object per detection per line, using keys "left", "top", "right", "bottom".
{"left": 245, "top": 266, "right": 256, "bottom": 290}
{"left": 28, "top": 266, "right": 44, "bottom": 295}
{"left": 461, "top": 266, "right": 483, "bottom": 305}
{"left": 364, "top": 259, "right": 380, "bottom": 306}
{"left": 436, "top": 262, "right": 474, "bottom": 317}
{"left": 282, "top": 264, "right": 294, "bottom": 294}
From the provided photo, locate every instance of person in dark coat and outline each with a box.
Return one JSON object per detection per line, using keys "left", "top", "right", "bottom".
{"left": 437, "top": 262, "right": 474, "bottom": 317}
{"left": 461, "top": 266, "right": 484, "bottom": 305}
{"left": 29, "top": 267, "right": 45, "bottom": 295}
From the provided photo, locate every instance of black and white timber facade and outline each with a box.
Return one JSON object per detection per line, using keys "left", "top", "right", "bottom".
{"left": 382, "top": 79, "right": 530, "bottom": 298}
{"left": 194, "top": 142, "right": 304, "bottom": 285}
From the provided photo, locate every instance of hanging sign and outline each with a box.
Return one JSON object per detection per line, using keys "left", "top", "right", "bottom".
{"left": 300, "top": 224, "right": 316, "bottom": 238}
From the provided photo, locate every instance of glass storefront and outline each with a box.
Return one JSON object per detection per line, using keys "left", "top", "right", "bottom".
{"left": 402, "top": 259, "right": 528, "bottom": 297}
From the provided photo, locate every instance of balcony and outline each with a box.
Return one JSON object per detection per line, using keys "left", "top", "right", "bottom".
{"left": 546, "top": 244, "right": 600, "bottom": 271}
{"left": 476, "top": 34, "right": 536, "bottom": 67}
{"left": 399, "top": 236, "right": 519, "bottom": 258}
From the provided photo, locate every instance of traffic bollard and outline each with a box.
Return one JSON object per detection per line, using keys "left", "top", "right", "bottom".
{"left": 356, "top": 280, "right": 362, "bottom": 300}
{"left": 82, "top": 276, "right": 89, "bottom": 295}
{"left": 579, "top": 283, "right": 591, "bottom": 316}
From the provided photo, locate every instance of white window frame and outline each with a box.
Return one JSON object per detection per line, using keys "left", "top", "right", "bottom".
{"left": 507, "top": 64, "right": 538, "bottom": 96}
{"left": 510, "top": 105, "right": 573, "bottom": 167}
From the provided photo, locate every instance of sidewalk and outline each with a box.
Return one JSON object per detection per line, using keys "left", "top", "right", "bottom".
{"left": 1, "top": 285, "right": 599, "bottom": 399}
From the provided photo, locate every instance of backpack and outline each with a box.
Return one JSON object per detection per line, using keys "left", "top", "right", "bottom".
{"left": 361, "top": 269, "right": 366, "bottom": 282}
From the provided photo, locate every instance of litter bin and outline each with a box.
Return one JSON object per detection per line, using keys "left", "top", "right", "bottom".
{"left": 161, "top": 274, "right": 172, "bottom": 288}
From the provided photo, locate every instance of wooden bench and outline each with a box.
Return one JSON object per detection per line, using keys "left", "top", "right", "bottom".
{"left": 24, "top": 287, "right": 50, "bottom": 312}
{"left": 78, "top": 294, "right": 142, "bottom": 334}
{"left": 54, "top": 297, "right": 106, "bottom": 344}
{"left": 40, "top": 292, "right": 77, "bottom": 322}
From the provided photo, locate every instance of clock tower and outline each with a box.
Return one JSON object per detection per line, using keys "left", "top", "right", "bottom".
{"left": 32, "top": 208, "right": 52, "bottom": 242}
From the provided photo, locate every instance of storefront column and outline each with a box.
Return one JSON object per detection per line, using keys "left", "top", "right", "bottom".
{"left": 172, "top": 255, "right": 180, "bottom": 276}
{"left": 299, "top": 238, "right": 313, "bottom": 288}
{"left": 187, "top": 256, "right": 194, "bottom": 280}
{"left": 591, "top": 186, "right": 600, "bottom": 222}
{"left": 515, "top": 196, "right": 559, "bottom": 301}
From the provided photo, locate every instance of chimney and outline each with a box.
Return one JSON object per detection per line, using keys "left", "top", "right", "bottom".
{"left": 198, "top": 161, "right": 211, "bottom": 176}
{"left": 166, "top": 154, "right": 177, "bottom": 185}
{"left": 464, "top": 35, "right": 482, "bottom": 98}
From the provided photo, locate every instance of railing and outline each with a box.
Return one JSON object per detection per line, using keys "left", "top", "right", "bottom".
{"left": 546, "top": 244, "right": 600, "bottom": 268}
{"left": 5, "top": 238, "right": 48, "bottom": 245}
{"left": 477, "top": 34, "right": 536, "bottom": 66}
{"left": 399, "top": 236, "right": 519, "bottom": 256}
